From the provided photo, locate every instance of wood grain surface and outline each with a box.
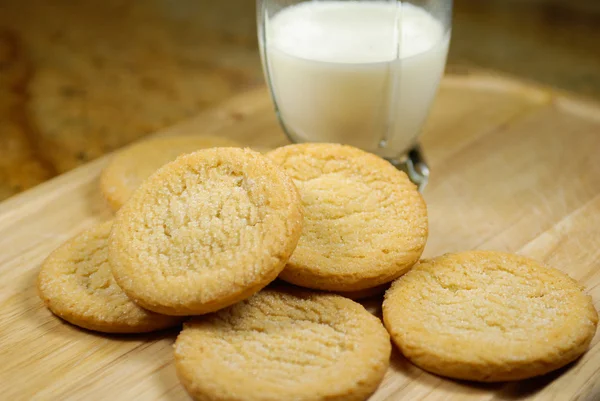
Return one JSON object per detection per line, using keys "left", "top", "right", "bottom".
{"left": 0, "top": 73, "right": 599, "bottom": 401}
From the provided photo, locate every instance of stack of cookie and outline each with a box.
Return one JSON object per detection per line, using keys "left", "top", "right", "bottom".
{"left": 38, "top": 136, "right": 598, "bottom": 401}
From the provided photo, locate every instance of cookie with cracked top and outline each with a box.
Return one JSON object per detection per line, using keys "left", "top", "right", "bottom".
{"left": 108, "top": 147, "right": 303, "bottom": 316}
{"left": 383, "top": 250, "right": 599, "bottom": 382}
{"left": 37, "top": 221, "right": 182, "bottom": 333}
{"left": 267, "top": 143, "right": 428, "bottom": 292}
{"left": 174, "top": 287, "right": 391, "bottom": 401}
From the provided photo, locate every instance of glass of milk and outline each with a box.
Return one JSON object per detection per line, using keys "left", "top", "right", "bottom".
{"left": 257, "top": 0, "right": 452, "bottom": 189}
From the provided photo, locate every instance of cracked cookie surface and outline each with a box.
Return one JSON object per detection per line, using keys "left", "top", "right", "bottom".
{"left": 174, "top": 287, "right": 391, "bottom": 401}
{"left": 100, "top": 135, "right": 241, "bottom": 210}
{"left": 37, "top": 221, "right": 182, "bottom": 333}
{"left": 383, "top": 250, "right": 599, "bottom": 382}
{"left": 108, "top": 148, "right": 303, "bottom": 316}
{"left": 267, "top": 143, "right": 428, "bottom": 292}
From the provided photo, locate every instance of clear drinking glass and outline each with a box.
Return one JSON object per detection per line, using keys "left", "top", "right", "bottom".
{"left": 257, "top": 0, "right": 452, "bottom": 189}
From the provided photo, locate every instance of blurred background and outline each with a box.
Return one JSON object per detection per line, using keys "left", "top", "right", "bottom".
{"left": 1, "top": 0, "right": 599, "bottom": 200}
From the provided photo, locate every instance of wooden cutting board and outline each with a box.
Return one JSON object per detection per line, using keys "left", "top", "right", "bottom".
{"left": 1, "top": 72, "right": 599, "bottom": 401}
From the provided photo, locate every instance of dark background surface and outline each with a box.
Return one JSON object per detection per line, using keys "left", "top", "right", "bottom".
{"left": 1, "top": 0, "right": 599, "bottom": 200}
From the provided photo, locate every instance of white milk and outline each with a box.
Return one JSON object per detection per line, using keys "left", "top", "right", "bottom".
{"left": 265, "top": 1, "right": 450, "bottom": 157}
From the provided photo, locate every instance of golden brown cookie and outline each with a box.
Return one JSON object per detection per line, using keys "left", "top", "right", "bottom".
{"left": 108, "top": 148, "right": 303, "bottom": 316}
{"left": 100, "top": 135, "right": 241, "bottom": 210}
{"left": 267, "top": 143, "right": 428, "bottom": 292}
{"left": 37, "top": 221, "right": 182, "bottom": 333}
{"left": 383, "top": 251, "right": 599, "bottom": 382}
{"left": 174, "top": 287, "right": 391, "bottom": 401}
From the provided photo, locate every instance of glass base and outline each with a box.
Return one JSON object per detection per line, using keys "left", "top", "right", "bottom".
{"left": 384, "top": 145, "right": 429, "bottom": 191}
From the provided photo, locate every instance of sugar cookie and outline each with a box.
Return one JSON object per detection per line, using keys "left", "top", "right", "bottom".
{"left": 37, "top": 221, "right": 182, "bottom": 333}
{"left": 174, "top": 288, "right": 391, "bottom": 401}
{"left": 108, "top": 148, "right": 303, "bottom": 316}
{"left": 267, "top": 143, "right": 428, "bottom": 292}
{"left": 383, "top": 251, "right": 599, "bottom": 382}
{"left": 100, "top": 135, "right": 241, "bottom": 210}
